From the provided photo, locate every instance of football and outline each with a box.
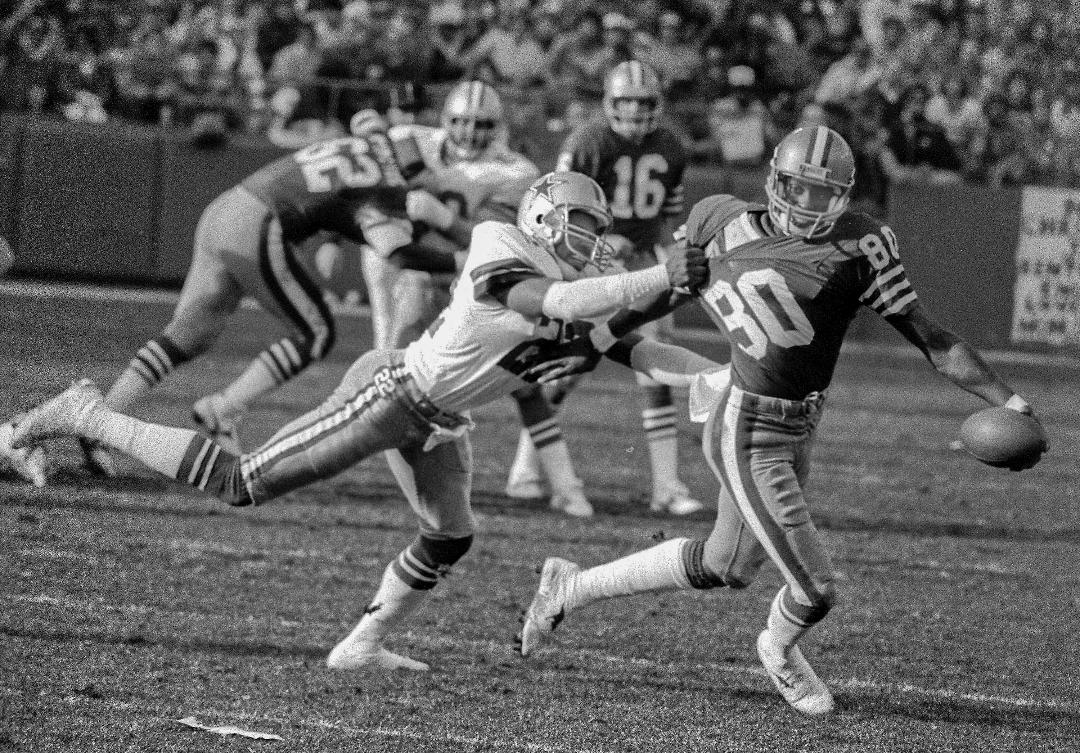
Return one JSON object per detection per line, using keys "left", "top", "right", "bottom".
{"left": 959, "top": 406, "right": 1047, "bottom": 469}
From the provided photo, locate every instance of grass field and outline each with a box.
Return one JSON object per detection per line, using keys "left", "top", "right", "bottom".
{"left": 1, "top": 284, "right": 1078, "bottom": 752}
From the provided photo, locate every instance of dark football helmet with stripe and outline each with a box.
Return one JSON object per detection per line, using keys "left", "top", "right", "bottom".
{"left": 440, "top": 80, "right": 505, "bottom": 161}
{"left": 602, "top": 60, "right": 663, "bottom": 142}
{"left": 766, "top": 126, "right": 856, "bottom": 239}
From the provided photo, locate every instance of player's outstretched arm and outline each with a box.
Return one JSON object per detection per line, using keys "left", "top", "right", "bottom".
{"left": 889, "top": 303, "right": 1030, "bottom": 409}
{"left": 500, "top": 245, "right": 707, "bottom": 321}
{"left": 405, "top": 190, "right": 474, "bottom": 248}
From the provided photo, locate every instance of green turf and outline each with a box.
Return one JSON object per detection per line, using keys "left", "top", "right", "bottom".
{"left": 1, "top": 292, "right": 1077, "bottom": 752}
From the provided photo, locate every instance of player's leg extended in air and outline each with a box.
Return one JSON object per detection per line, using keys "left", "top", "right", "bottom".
{"left": 16, "top": 348, "right": 474, "bottom": 671}
{"left": 519, "top": 387, "right": 836, "bottom": 716}
{"left": 84, "top": 187, "right": 335, "bottom": 474}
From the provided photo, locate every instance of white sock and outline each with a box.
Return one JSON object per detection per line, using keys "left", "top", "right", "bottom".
{"left": 568, "top": 538, "right": 692, "bottom": 611}
{"left": 220, "top": 344, "right": 298, "bottom": 412}
{"left": 765, "top": 588, "right": 810, "bottom": 654}
{"left": 90, "top": 410, "right": 198, "bottom": 479}
{"left": 327, "top": 564, "right": 430, "bottom": 670}
{"left": 535, "top": 437, "right": 583, "bottom": 494}
{"left": 509, "top": 428, "right": 543, "bottom": 484}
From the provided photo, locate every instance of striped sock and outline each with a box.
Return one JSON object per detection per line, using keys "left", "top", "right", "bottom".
{"left": 219, "top": 337, "right": 309, "bottom": 412}
{"left": 390, "top": 539, "right": 443, "bottom": 590}
{"left": 514, "top": 388, "right": 582, "bottom": 493}
{"left": 92, "top": 409, "right": 199, "bottom": 480}
{"left": 640, "top": 383, "right": 679, "bottom": 494}
{"left": 105, "top": 335, "right": 189, "bottom": 411}
{"left": 766, "top": 587, "right": 827, "bottom": 654}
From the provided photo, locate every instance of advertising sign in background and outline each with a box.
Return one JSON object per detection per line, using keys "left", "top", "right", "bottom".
{"left": 1011, "top": 186, "right": 1080, "bottom": 347}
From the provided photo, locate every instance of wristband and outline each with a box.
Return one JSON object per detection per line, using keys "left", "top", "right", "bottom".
{"left": 588, "top": 323, "right": 619, "bottom": 353}
{"left": 1003, "top": 395, "right": 1032, "bottom": 414}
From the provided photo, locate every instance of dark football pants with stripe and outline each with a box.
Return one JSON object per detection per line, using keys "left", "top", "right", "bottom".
{"left": 700, "top": 385, "right": 836, "bottom": 625}
{"left": 162, "top": 187, "right": 334, "bottom": 387}
{"left": 234, "top": 349, "right": 475, "bottom": 539}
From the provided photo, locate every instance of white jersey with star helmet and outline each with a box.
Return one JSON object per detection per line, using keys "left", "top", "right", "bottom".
{"left": 403, "top": 220, "right": 585, "bottom": 413}
{"left": 389, "top": 124, "right": 539, "bottom": 225}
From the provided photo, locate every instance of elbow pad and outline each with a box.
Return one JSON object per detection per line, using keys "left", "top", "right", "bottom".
{"left": 540, "top": 265, "right": 670, "bottom": 321}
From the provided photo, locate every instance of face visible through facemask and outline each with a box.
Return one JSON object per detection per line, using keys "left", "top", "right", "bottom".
{"left": 550, "top": 210, "right": 611, "bottom": 275}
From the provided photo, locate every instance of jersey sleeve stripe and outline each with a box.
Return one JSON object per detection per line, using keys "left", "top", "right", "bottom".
{"left": 863, "top": 278, "right": 913, "bottom": 310}
{"left": 858, "top": 264, "right": 906, "bottom": 301}
{"left": 880, "top": 290, "right": 919, "bottom": 316}
{"left": 470, "top": 259, "right": 544, "bottom": 300}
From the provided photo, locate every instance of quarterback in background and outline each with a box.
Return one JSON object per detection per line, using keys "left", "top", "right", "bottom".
{"left": 13, "top": 171, "right": 720, "bottom": 673}
{"left": 507, "top": 60, "right": 702, "bottom": 517}
{"left": 519, "top": 127, "right": 1046, "bottom": 716}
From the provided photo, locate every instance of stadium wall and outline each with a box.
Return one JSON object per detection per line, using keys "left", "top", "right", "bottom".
{"left": 0, "top": 114, "right": 1036, "bottom": 348}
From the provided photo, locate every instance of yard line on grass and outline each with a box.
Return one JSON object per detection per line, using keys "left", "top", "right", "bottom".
{"left": 8, "top": 592, "right": 1075, "bottom": 715}
{"left": 68, "top": 697, "right": 601, "bottom": 753}
{"left": 3, "top": 279, "right": 1075, "bottom": 370}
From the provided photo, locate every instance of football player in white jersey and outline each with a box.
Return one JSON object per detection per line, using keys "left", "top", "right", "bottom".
{"left": 13, "top": 171, "right": 720, "bottom": 673}
{"left": 361, "top": 81, "right": 596, "bottom": 518}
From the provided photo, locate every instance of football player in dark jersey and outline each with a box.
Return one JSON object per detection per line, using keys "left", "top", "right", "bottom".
{"left": 519, "top": 125, "right": 1045, "bottom": 716}
{"left": 507, "top": 60, "right": 702, "bottom": 517}
{"left": 79, "top": 128, "right": 456, "bottom": 476}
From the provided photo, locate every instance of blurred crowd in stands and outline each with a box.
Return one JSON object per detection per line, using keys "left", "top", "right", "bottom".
{"left": 3, "top": 0, "right": 1080, "bottom": 204}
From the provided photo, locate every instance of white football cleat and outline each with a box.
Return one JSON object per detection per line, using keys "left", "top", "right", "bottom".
{"left": 191, "top": 393, "right": 243, "bottom": 455}
{"left": 12, "top": 379, "right": 106, "bottom": 448}
{"left": 0, "top": 420, "right": 48, "bottom": 487}
{"left": 519, "top": 556, "right": 579, "bottom": 657}
{"left": 549, "top": 483, "right": 594, "bottom": 518}
{"left": 650, "top": 481, "right": 705, "bottom": 516}
{"left": 326, "top": 639, "right": 429, "bottom": 672}
{"left": 756, "top": 630, "right": 835, "bottom": 716}
{"left": 80, "top": 438, "right": 117, "bottom": 477}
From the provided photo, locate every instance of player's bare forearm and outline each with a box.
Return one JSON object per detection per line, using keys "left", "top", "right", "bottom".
{"left": 891, "top": 305, "right": 1017, "bottom": 406}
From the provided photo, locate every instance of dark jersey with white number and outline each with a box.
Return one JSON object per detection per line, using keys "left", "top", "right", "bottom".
{"left": 683, "top": 194, "right": 919, "bottom": 399}
{"left": 242, "top": 135, "right": 410, "bottom": 241}
{"left": 556, "top": 118, "right": 685, "bottom": 251}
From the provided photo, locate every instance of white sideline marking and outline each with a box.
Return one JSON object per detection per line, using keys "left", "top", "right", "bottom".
{"left": 70, "top": 698, "right": 584, "bottom": 753}
{"left": 6, "top": 592, "right": 1075, "bottom": 714}
{"left": 3, "top": 279, "right": 1077, "bottom": 370}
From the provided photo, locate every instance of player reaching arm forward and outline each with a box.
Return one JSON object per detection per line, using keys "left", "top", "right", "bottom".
{"left": 518, "top": 126, "right": 1044, "bottom": 717}
{"left": 12, "top": 171, "right": 715, "bottom": 673}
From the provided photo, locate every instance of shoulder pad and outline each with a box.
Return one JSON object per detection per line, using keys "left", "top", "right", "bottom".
{"left": 684, "top": 195, "right": 757, "bottom": 246}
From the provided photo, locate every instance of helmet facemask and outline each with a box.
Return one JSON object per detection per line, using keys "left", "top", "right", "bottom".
{"left": 543, "top": 206, "right": 616, "bottom": 274}
{"left": 767, "top": 167, "right": 852, "bottom": 239}
{"left": 446, "top": 115, "right": 500, "bottom": 160}
{"left": 604, "top": 96, "right": 660, "bottom": 142}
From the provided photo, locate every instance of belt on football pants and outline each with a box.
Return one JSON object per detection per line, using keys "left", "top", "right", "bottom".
{"left": 733, "top": 387, "right": 827, "bottom": 419}
{"left": 390, "top": 363, "right": 471, "bottom": 431}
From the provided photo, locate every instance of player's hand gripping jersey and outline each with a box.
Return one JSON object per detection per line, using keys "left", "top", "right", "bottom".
{"left": 556, "top": 118, "right": 686, "bottom": 252}
{"left": 403, "top": 221, "right": 594, "bottom": 413}
{"left": 683, "top": 194, "right": 918, "bottom": 400}
{"left": 241, "top": 134, "right": 412, "bottom": 242}
{"left": 393, "top": 124, "right": 539, "bottom": 224}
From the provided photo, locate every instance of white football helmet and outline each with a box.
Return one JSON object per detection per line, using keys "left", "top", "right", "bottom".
{"left": 766, "top": 125, "right": 856, "bottom": 238}
{"left": 440, "top": 80, "right": 505, "bottom": 161}
{"left": 603, "top": 60, "right": 663, "bottom": 142}
{"left": 517, "top": 171, "right": 615, "bottom": 275}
